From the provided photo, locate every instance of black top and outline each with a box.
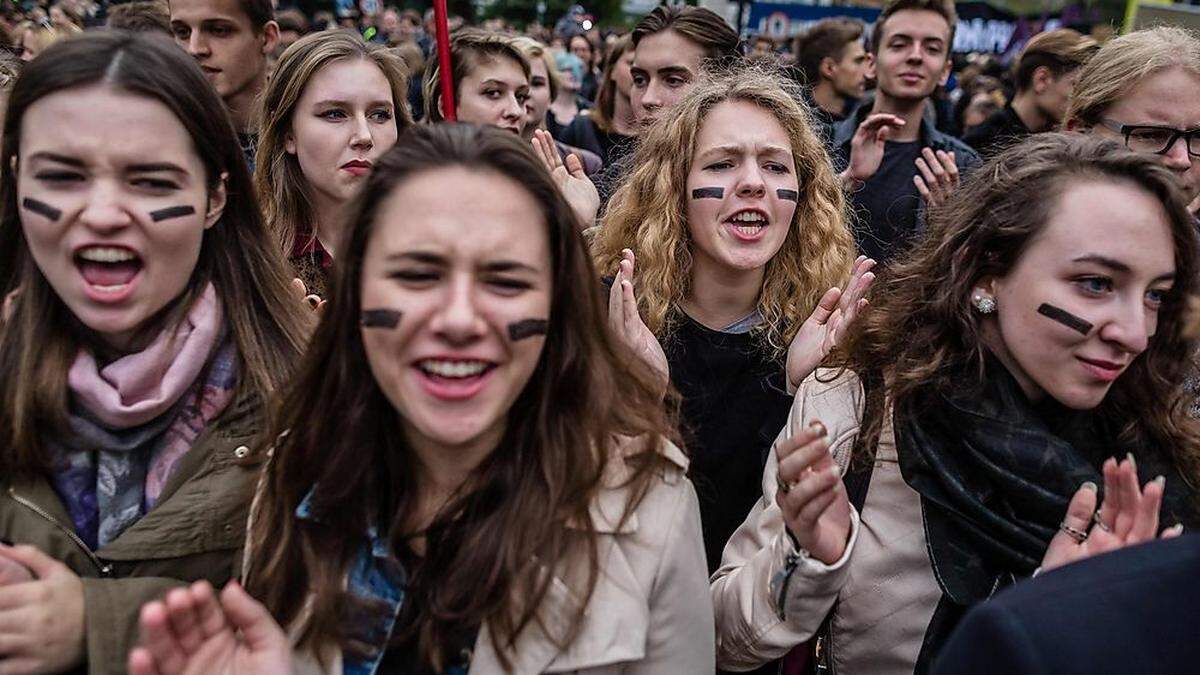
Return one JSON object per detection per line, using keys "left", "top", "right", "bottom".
{"left": 558, "top": 114, "right": 633, "bottom": 168}
{"left": 963, "top": 104, "right": 1032, "bottom": 160}
{"left": 664, "top": 313, "right": 793, "bottom": 572}
{"left": 849, "top": 140, "right": 925, "bottom": 263}
{"left": 933, "top": 534, "right": 1200, "bottom": 675}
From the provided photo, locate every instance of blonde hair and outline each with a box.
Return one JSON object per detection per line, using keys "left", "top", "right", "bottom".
{"left": 1065, "top": 26, "right": 1200, "bottom": 128}
{"left": 593, "top": 65, "right": 855, "bottom": 355}
{"left": 511, "top": 35, "right": 563, "bottom": 101}
{"left": 254, "top": 30, "right": 412, "bottom": 256}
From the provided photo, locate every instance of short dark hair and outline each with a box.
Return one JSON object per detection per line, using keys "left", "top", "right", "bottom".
{"left": 794, "top": 18, "right": 864, "bottom": 86}
{"left": 107, "top": 1, "right": 172, "bottom": 36}
{"left": 274, "top": 8, "right": 307, "bottom": 34}
{"left": 1013, "top": 28, "right": 1099, "bottom": 93}
{"left": 631, "top": 5, "right": 740, "bottom": 64}
{"left": 240, "top": 0, "right": 274, "bottom": 31}
{"left": 870, "top": 0, "right": 956, "bottom": 56}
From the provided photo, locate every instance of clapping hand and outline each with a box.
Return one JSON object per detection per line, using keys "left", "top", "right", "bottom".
{"left": 913, "top": 147, "right": 960, "bottom": 207}
{"left": 607, "top": 248, "right": 669, "bottom": 397}
{"left": 532, "top": 129, "right": 599, "bottom": 229}
{"left": 841, "top": 114, "right": 907, "bottom": 187}
{"left": 129, "top": 580, "right": 293, "bottom": 675}
{"left": 785, "top": 256, "right": 876, "bottom": 392}
{"left": 775, "top": 422, "right": 852, "bottom": 565}
{"left": 1042, "top": 455, "right": 1184, "bottom": 573}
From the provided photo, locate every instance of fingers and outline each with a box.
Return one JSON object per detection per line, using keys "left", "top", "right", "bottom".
{"left": 1061, "top": 480, "right": 1099, "bottom": 540}
{"left": 219, "top": 581, "right": 286, "bottom": 652}
{"left": 128, "top": 648, "right": 163, "bottom": 675}
{"left": 189, "top": 581, "right": 228, "bottom": 640}
{"left": 914, "top": 174, "right": 932, "bottom": 201}
{"left": 565, "top": 152, "right": 585, "bottom": 178}
{"left": 915, "top": 156, "right": 939, "bottom": 196}
{"left": 531, "top": 130, "right": 555, "bottom": 171}
{"left": 808, "top": 287, "right": 843, "bottom": 326}
{"left": 137, "top": 601, "right": 188, "bottom": 675}
{"left": 289, "top": 278, "right": 307, "bottom": 300}
{"left": 777, "top": 424, "right": 832, "bottom": 484}
{"left": 1129, "top": 475, "right": 1165, "bottom": 543}
{"left": 163, "top": 587, "right": 204, "bottom": 655}
{"left": 779, "top": 465, "right": 841, "bottom": 525}
{"left": 1096, "top": 457, "right": 1119, "bottom": 533}
{"left": 1162, "top": 523, "right": 1185, "bottom": 539}
{"left": 858, "top": 113, "right": 905, "bottom": 135}
{"left": 941, "top": 150, "right": 959, "bottom": 185}
{"left": 0, "top": 543, "right": 60, "bottom": 579}
{"left": 620, "top": 278, "right": 640, "bottom": 343}
{"left": 1113, "top": 455, "right": 1140, "bottom": 539}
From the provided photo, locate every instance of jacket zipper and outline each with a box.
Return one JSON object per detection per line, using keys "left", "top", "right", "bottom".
{"left": 6, "top": 487, "right": 113, "bottom": 576}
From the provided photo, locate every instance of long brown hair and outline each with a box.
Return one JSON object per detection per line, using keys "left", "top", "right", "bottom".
{"left": 593, "top": 65, "right": 854, "bottom": 356}
{"left": 245, "top": 124, "right": 678, "bottom": 671}
{"left": 0, "top": 32, "right": 309, "bottom": 479}
{"left": 832, "top": 133, "right": 1200, "bottom": 476}
{"left": 255, "top": 30, "right": 412, "bottom": 257}
{"left": 589, "top": 34, "right": 630, "bottom": 134}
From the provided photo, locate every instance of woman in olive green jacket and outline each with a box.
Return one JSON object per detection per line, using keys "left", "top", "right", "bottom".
{"left": 0, "top": 33, "right": 308, "bottom": 674}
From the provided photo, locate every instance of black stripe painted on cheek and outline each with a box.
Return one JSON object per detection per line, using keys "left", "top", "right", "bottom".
{"left": 777, "top": 189, "right": 799, "bottom": 201}
{"left": 1037, "top": 303, "right": 1093, "bottom": 336}
{"left": 361, "top": 308, "right": 402, "bottom": 329}
{"left": 508, "top": 319, "right": 549, "bottom": 341}
{"left": 22, "top": 198, "right": 62, "bottom": 221}
{"left": 149, "top": 205, "right": 197, "bottom": 222}
{"left": 691, "top": 187, "right": 724, "bottom": 199}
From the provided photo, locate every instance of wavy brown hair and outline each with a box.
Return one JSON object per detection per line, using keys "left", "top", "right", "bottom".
{"left": 0, "top": 32, "right": 309, "bottom": 479}
{"left": 593, "top": 65, "right": 855, "bottom": 356}
{"left": 244, "top": 124, "right": 679, "bottom": 672}
{"left": 589, "top": 34, "right": 631, "bottom": 134}
{"left": 831, "top": 133, "right": 1200, "bottom": 476}
{"left": 255, "top": 30, "right": 412, "bottom": 257}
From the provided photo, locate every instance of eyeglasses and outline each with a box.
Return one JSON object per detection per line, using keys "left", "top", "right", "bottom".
{"left": 1100, "top": 119, "right": 1200, "bottom": 158}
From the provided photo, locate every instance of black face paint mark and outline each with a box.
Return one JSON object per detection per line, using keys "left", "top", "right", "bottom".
{"left": 149, "top": 205, "right": 197, "bottom": 222}
{"left": 508, "top": 319, "right": 549, "bottom": 341}
{"left": 361, "top": 308, "right": 402, "bottom": 329}
{"left": 691, "top": 187, "right": 724, "bottom": 199}
{"left": 22, "top": 198, "right": 62, "bottom": 221}
{"left": 1038, "top": 303, "right": 1093, "bottom": 336}
{"left": 777, "top": 189, "right": 799, "bottom": 201}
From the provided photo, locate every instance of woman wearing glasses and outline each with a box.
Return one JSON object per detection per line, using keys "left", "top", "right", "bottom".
{"left": 1066, "top": 26, "right": 1200, "bottom": 211}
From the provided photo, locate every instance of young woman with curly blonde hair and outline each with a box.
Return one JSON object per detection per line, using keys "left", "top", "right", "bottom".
{"left": 593, "top": 66, "right": 868, "bottom": 571}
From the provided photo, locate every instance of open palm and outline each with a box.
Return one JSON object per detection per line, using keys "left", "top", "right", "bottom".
{"left": 785, "top": 256, "right": 876, "bottom": 391}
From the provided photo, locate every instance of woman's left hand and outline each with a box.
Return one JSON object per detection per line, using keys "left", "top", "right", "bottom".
{"left": 532, "top": 129, "right": 599, "bottom": 229}
{"left": 1041, "top": 455, "right": 1183, "bottom": 573}
{"left": 785, "top": 256, "right": 876, "bottom": 392}
{"left": 0, "top": 543, "right": 85, "bottom": 674}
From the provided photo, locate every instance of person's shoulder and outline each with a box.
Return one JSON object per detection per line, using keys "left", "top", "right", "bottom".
{"left": 963, "top": 109, "right": 1008, "bottom": 148}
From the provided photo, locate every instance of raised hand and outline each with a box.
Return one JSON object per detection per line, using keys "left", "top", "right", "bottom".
{"left": 129, "top": 580, "right": 293, "bottom": 675}
{"left": 775, "top": 422, "right": 852, "bottom": 565}
{"left": 913, "top": 147, "right": 960, "bottom": 207}
{"left": 0, "top": 543, "right": 86, "bottom": 673}
{"left": 785, "top": 256, "right": 876, "bottom": 391}
{"left": 1041, "top": 455, "right": 1183, "bottom": 573}
{"left": 607, "top": 248, "right": 669, "bottom": 396}
{"left": 289, "top": 278, "right": 324, "bottom": 313}
{"left": 0, "top": 553, "right": 33, "bottom": 586}
{"left": 841, "top": 114, "right": 907, "bottom": 187}
{"left": 532, "top": 129, "right": 599, "bottom": 229}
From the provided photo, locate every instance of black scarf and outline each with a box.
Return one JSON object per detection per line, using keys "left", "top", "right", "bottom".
{"left": 895, "top": 356, "right": 1195, "bottom": 605}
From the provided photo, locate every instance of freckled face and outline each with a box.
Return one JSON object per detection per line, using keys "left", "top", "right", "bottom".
{"left": 360, "top": 167, "right": 552, "bottom": 450}
{"left": 684, "top": 100, "right": 798, "bottom": 274}
{"left": 983, "top": 180, "right": 1176, "bottom": 409}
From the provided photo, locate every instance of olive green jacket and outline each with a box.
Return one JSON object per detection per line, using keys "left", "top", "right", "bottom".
{"left": 0, "top": 395, "right": 263, "bottom": 674}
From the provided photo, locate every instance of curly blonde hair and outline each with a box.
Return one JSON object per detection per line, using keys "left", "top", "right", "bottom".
{"left": 592, "top": 65, "right": 855, "bottom": 355}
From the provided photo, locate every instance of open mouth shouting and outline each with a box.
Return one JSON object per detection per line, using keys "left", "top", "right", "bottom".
{"left": 74, "top": 244, "right": 143, "bottom": 302}
{"left": 725, "top": 208, "right": 770, "bottom": 241}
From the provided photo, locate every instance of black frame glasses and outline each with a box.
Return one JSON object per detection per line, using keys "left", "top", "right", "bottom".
{"left": 1100, "top": 119, "right": 1200, "bottom": 158}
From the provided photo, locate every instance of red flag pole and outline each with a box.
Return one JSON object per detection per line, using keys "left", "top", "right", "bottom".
{"left": 434, "top": 0, "right": 456, "bottom": 121}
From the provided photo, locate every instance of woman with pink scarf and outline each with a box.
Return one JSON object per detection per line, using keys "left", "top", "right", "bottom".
{"left": 0, "top": 32, "right": 308, "bottom": 674}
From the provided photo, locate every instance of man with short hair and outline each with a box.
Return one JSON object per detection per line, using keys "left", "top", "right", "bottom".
{"left": 169, "top": 0, "right": 279, "bottom": 168}
{"left": 628, "top": 5, "right": 739, "bottom": 128}
{"left": 107, "top": 0, "right": 172, "bottom": 36}
{"left": 794, "top": 18, "right": 870, "bottom": 126}
{"left": 831, "top": 0, "right": 980, "bottom": 263}
{"left": 965, "top": 29, "right": 1099, "bottom": 158}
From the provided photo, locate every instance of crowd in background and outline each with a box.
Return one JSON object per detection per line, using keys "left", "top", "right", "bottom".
{"left": 1, "top": 0, "right": 1200, "bottom": 674}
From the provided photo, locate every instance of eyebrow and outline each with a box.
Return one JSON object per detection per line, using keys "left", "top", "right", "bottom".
{"left": 1073, "top": 254, "right": 1175, "bottom": 282}
{"left": 888, "top": 33, "right": 945, "bottom": 45}
{"left": 387, "top": 251, "right": 541, "bottom": 273}
{"left": 312, "top": 99, "right": 394, "bottom": 109}
{"left": 697, "top": 144, "right": 792, "bottom": 160}
{"left": 27, "top": 153, "right": 188, "bottom": 175}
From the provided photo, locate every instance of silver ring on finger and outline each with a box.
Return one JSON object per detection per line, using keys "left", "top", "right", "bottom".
{"left": 1059, "top": 522, "right": 1089, "bottom": 543}
{"left": 1093, "top": 511, "right": 1113, "bottom": 534}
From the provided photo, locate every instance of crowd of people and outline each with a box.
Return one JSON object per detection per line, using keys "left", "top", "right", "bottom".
{"left": 0, "top": 0, "right": 1199, "bottom": 673}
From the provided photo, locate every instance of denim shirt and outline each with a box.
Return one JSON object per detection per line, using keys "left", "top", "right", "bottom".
{"left": 296, "top": 492, "right": 472, "bottom": 675}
